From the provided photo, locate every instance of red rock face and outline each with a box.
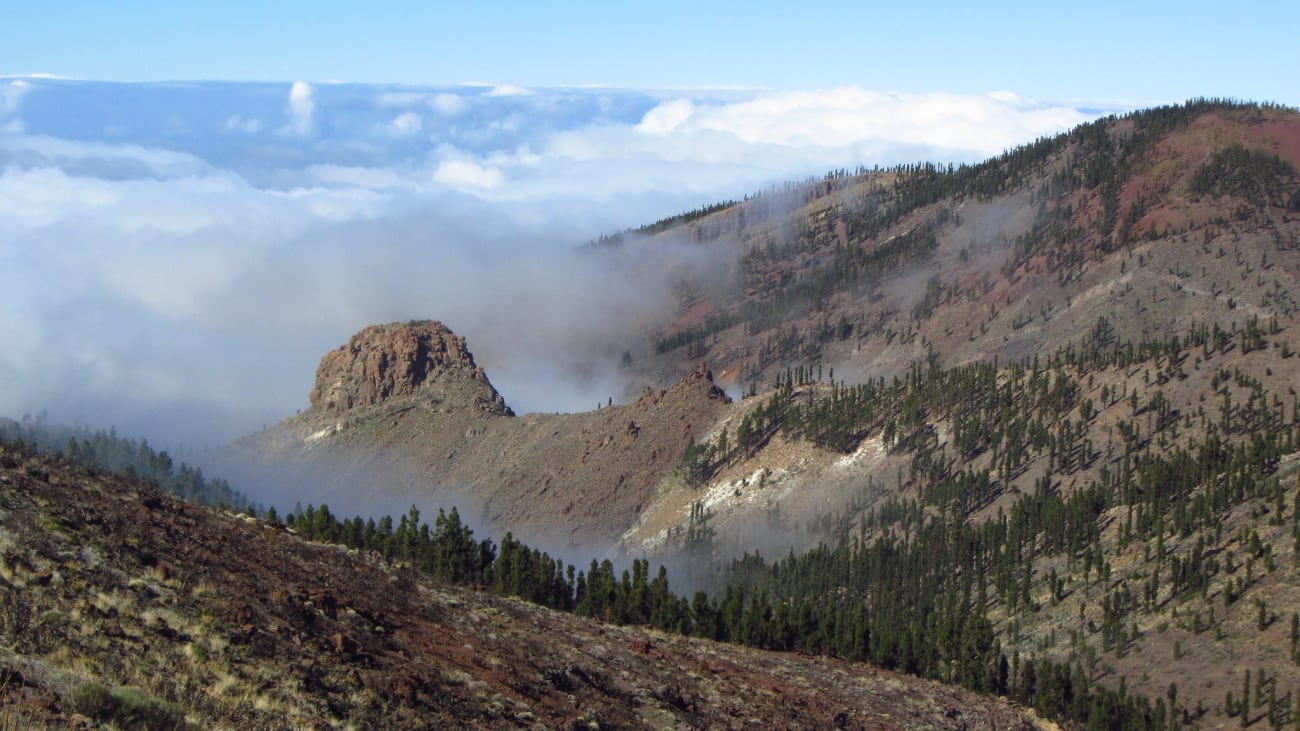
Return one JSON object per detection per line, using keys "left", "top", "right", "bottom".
{"left": 309, "top": 321, "right": 495, "bottom": 413}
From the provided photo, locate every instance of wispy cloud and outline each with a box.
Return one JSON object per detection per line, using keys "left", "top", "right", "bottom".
{"left": 284, "top": 81, "right": 314, "bottom": 137}
{"left": 2, "top": 79, "right": 29, "bottom": 117}
{"left": 384, "top": 111, "right": 422, "bottom": 137}
{"left": 224, "top": 114, "right": 263, "bottom": 134}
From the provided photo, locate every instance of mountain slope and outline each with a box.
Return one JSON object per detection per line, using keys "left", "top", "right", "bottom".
{"left": 636, "top": 100, "right": 1300, "bottom": 391}
{"left": 602, "top": 100, "right": 1300, "bottom": 726}
{"left": 0, "top": 439, "right": 1043, "bottom": 730}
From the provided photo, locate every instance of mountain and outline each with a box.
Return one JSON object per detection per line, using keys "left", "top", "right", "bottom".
{"left": 0, "top": 438, "right": 1043, "bottom": 730}
{"left": 633, "top": 100, "right": 1300, "bottom": 390}
{"left": 610, "top": 100, "right": 1300, "bottom": 720}
{"left": 612, "top": 99, "right": 1300, "bottom": 542}
{"left": 231, "top": 100, "right": 1300, "bottom": 725}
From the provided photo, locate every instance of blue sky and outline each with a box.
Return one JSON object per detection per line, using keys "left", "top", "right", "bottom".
{"left": 1, "top": 2, "right": 1297, "bottom": 447}
{"left": 6, "top": 1, "right": 1298, "bottom": 106}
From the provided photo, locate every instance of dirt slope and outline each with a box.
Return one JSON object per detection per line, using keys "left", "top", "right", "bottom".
{"left": 0, "top": 441, "right": 1043, "bottom": 729}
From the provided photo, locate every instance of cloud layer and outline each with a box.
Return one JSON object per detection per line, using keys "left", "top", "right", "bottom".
{"left": 0, "top": 79, "right": 1117, "bottom": 447}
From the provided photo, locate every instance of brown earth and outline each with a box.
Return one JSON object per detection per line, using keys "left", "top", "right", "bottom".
{"left": 0, "top": 442, "right": 1046, "bottom": 730}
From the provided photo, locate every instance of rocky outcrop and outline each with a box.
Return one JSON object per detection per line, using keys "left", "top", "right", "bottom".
{"left": 682, "top": 361, "right": 731, "bottom": 403}
{"left": 308, "top": 321, "right": 512, "bottom": 416}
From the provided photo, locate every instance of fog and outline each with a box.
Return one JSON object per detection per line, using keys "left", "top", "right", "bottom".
{"left": 0, "top": 79, "right": 1112, "bottom": 451}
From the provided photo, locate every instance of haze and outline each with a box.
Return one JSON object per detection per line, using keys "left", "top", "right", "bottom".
{"left": 0, "top": 80, "right": 1108, "bottom": 447}
{"left": 4, "top": 1, "right": 1295, "bottom": 448}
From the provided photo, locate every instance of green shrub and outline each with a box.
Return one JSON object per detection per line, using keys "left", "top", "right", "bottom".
{"left": 71, "top": 681, "right": 116, "bottom": 718}
{"left": 72, "top": 681, "right": 187, "bottom": 730}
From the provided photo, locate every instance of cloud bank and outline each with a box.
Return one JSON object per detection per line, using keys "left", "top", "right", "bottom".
{"left": 0, "top": 79, "right": 1118, "bottom": 447}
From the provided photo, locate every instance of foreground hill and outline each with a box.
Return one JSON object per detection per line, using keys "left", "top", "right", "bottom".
{"left": 0, "top": 440, "right": 1042, "bottom": 729}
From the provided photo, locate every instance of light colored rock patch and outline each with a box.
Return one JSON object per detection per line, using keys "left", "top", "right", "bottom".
{"left": 835, "top": 435, "right": 885, "bottom": 471}
{"left": 702, "top": 466, "right": 789, "bottom": 512}
{"left": 304, "top": 422, "right": 343, "bottom": 445}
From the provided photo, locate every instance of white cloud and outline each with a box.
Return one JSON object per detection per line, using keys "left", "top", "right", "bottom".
{"left": 224, "top": 114, "right": 263, "bottom": 134}
{"left": 636, "top": 98, "right": 695, "bottom": 135}
{"left": 285, "top": 81, "right": 314, "bottom": 137}
{"left": 431, "top": 92, "right": 466, "bottom": 115}
{"left": 626, "top": 88, "right": 1091, "bottom": 158}
{"left": 2, "top": 79, "right": 29, "bottom": 117}
{"left": 486, "top": 84, "right": 533, "bottom": 97}
{"left": 385, "top": 112, "right": 422, "bottom": 137}
{"left": 432, "top": 158, "right": 506, "bottom": 190}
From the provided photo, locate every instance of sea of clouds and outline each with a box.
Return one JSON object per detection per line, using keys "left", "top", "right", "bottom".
{"left": 0, "top": 78, "right": 1116, "bottom": 447}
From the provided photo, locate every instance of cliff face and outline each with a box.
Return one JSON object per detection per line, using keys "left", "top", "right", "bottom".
{"left": 308, "top": 321, "right": 512, "bottom": 416}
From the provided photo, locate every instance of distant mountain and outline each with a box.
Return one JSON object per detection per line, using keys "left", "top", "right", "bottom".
{"left": 611, "top": 99, "right": 1300, "bottom": 722}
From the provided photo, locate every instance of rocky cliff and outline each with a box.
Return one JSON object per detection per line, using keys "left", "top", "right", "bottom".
{"left": 308, "top": 320, "right": 512, "bottom": 416}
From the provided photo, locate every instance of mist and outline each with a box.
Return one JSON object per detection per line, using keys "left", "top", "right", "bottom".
{"left": 0, "top": 79, "right": 1112, "bottom": 451}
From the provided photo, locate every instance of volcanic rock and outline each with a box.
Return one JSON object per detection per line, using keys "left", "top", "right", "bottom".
{"left": 308, "top": 320, "right": 512, "bottom": 416}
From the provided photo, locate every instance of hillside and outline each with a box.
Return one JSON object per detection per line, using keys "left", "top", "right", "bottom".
{"left": 635, "top": 100, "right": 1300, "bottom": 392}
{"left": 0, "top": 438, "right": 1043, "bottom": 730}
{"left": 607, "top": 100, "right": 1300, "bottom": 725}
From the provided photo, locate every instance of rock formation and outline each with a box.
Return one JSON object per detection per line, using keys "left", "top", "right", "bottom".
{"left": 308, "top": 320, "right": 512, "bottom": 416}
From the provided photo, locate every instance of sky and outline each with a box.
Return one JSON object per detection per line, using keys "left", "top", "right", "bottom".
{"left": 6, "top": 1, "right": 1298, "bottom": 106}
{"left": 1, "top": 2, "right": 1296, "bottom": 449}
